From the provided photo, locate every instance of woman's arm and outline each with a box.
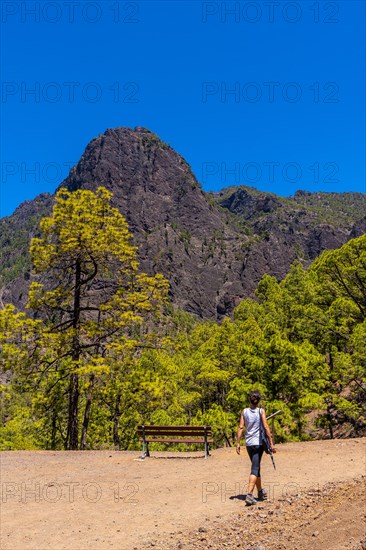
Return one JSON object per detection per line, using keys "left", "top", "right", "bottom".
{"left": 261, "top": 409, "right": 276, "bottom": 452}
{"left": 236, "top": 412, "right": 245, "bottom": 455}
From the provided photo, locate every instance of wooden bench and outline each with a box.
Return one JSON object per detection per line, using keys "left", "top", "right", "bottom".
{"left": 137, "top": 425, "right": 213, "bottom": 459}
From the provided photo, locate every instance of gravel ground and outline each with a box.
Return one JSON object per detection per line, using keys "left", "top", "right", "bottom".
{"left": 1, "top": 438, "right": 365, "bottom": 549}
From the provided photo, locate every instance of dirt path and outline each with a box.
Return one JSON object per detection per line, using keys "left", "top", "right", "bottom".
{"left": 1, "top": 438, "right": 365, "bottom": 549}
{"left": 147, "top": 477, "right": 366, "bottom": 550}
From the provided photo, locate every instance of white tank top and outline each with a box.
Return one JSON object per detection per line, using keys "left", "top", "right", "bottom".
{"left": 243, "top": 407, "right": 262, "bottom": 446}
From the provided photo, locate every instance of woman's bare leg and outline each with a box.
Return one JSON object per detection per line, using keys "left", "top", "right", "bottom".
{"left": 255, "top": 476, "right": 262, "bottom": 492}
{"left": 247, "top": 474, "right": 257, "bottom": 494}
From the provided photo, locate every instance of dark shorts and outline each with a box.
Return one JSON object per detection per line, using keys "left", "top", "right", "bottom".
{"left": 246, "top": 445, "right": 264, "bottom": 477}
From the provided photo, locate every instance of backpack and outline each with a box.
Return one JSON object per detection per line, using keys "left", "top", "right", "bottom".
{"left": 259, "top": 408, "right": 270, "bottom": 454}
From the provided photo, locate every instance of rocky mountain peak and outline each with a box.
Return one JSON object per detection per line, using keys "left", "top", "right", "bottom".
{"left": 1, "top": 127, "right": 365, "bottom": 319}
{"left": 62, "top": 126, "right": 220, "bottom": 235}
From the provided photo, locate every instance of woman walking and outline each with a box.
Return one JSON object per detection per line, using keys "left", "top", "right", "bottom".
{"left": 236, "top": 390, "right": 276, "bottom": 505}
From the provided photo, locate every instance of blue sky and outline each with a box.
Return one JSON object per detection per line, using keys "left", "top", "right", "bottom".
{"left": 1, "top": 0, "right": 365, "bottom": 217}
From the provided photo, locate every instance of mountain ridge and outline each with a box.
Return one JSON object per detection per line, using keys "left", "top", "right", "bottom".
{"left": 1, "top": 126, "right": 365, "bottom": 318}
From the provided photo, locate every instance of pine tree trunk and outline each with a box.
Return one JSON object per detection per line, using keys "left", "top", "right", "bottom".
{"left": 51, "top": 408, "right": 57, "bottom": 450}
{"left": 113, "top": 393, "right": 121, "bottom": 449}
{"left": 327, "top": 405, "right": 334, "bottom": 439}
{"left": 68, "top": 373, "right": 79, "bottom": 449}
{"left": 67, "top": 257, "right": 82, "bottom": 450}
{"left": 326, "top": 352, "right": 334, "bottom": 440}
{"left": 80, "top": 374, "right": 95, "bottom": 450}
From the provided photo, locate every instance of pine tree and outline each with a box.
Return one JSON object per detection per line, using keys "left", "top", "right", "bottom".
{"left": 6, "top": 187, "right": 168, "bottom": 450}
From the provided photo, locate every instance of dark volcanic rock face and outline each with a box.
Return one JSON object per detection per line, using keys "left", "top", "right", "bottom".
{"left": 351, "top": 217, "right": 366, "bottom": 238}
{"left": 61, "top": 127, "right": 248, "bottom": 318}
{"left": 217, "top": 187, "right": 353, "bottom": 266}
{"left": 1, "top": 127, "right": 365, "bottom": 319}
{"left": 220, "top": 187, "right": 283, "bottom": 219}
{"left": 63, "top": 127, "right": 221, "bottom": 235}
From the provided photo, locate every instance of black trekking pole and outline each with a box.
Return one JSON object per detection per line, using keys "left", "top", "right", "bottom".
{"left": 264, "top": 410, "right": 282, "bottom": 470}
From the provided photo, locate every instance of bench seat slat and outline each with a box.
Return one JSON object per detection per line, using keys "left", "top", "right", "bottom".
{"left": 137, "top": 426, "right": 211, "bottom": 433}
{"left": 138, "top": 431, "right": 211, "bottom": 437}
{"left": 140, "top": 438, "right": 214, "bottom": 444}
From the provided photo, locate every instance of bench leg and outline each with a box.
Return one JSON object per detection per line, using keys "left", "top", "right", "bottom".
{"left": 145, "top": 442, "right": 150, "bottom": 457}
{"left": 204, "top": 427, "right": 211, "bottom": 459}
{"left": 204, "top": 441, "right": 210, "bottom": 459}
{"left": 142, "top": 440, "right": 150, "bottom": 459}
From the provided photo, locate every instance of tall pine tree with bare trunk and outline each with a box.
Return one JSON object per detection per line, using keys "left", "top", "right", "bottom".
{"left": 27, "top": 186, "right": 168, "bottom": 450}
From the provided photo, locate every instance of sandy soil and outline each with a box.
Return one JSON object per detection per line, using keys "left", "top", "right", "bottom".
{"left": 1, "top": 438, "right": 365, "bottom": 550}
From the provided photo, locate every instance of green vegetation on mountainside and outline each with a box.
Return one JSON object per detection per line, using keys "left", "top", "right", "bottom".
{"left": 293, "top": 190, "right": 366, "bottom": 227}
{"left": 0, "top": 196, "right": 52, "bottom": 286}
{"left": 216, "top": 186, "right": 366, "bottom": 229}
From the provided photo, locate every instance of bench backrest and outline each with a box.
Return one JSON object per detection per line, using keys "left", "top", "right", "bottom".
{"left": 137, "top": 425, "right": 212, "bottom": 438}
